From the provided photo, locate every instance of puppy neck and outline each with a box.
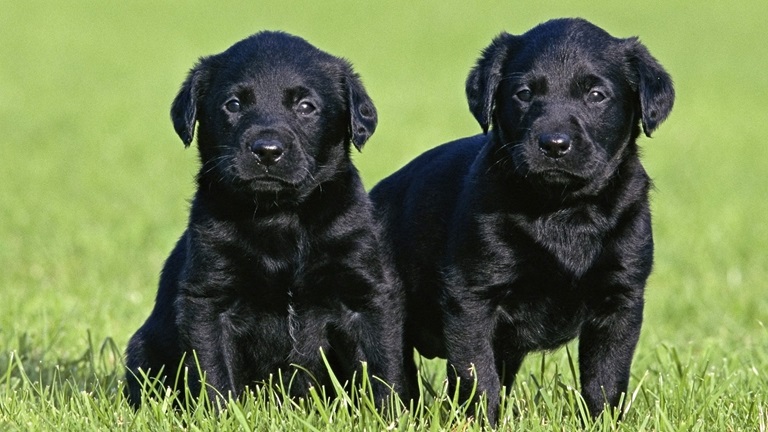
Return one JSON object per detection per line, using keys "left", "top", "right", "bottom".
{"left": 192, "top": 165, "right": 363, "bottom": 222}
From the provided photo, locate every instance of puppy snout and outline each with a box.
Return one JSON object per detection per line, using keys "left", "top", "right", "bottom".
{"left": 250, "top": 139, "right": 285, "bottom": 166}
{"left": 538, "top": 133, "right": 572, "bottom": 159}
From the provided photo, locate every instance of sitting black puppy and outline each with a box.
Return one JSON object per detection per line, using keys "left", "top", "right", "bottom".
{"left": 125, "top": 32, "right": 405, "bottom": 407}
{"left": 370, "top": 18, "right": 674, "bottom": 423}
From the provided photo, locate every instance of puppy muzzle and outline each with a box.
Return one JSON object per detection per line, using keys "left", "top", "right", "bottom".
{"left": 538, "top": 132, "right": 572, "bottom": 159}
{"left": 250, "top": 139, "right": 285, "bottom": 166}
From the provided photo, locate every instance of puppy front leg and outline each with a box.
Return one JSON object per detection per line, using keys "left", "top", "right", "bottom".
{"left": 180, "top": 296, "right": 240, "bottom": 404}
{"left": 342, "top": 302, "right": 406, "bottom": 405}
{"left": 578, "top": 299, "right": 643, "bottom": 418}
{"left": 444, "top": 295, "right": 500, "bottom": 424}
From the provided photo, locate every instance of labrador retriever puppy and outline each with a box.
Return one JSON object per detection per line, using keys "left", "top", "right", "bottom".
{"left": 125, "top": 31, "right": 405, "bottom": 408}
{"left": 370, "top": 18, "right": 674, "bottom": 423}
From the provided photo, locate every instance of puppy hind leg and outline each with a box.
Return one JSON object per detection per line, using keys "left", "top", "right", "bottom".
{"left": 495, "top": 351, "right": 525, "bottom": 395}
{"left": 124, "top": 331, "right": 151, "bottom": 408}
{"left": 403, "top": 345, "right": 419, "bottom": 402}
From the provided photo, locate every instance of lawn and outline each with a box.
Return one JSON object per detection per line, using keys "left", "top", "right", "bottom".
{"left": 1, "top": 0, "right": 766, "bottom": 430}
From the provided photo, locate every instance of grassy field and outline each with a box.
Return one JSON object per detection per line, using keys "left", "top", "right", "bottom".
{"left": 1, "top": 0, "right": 767, "bottom": 430}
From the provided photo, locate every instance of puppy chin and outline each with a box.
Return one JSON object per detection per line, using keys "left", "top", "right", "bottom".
{"left": 234, "top": 163, "right": 308, "bottom": 192}
{"left": 524, "top": 167, "right": 589, "bottom": 191}
{"left": 238, "top": 174, "right": 303, "bottom": 194}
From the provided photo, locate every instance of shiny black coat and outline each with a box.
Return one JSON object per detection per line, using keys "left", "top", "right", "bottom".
{"left": 371, "top": 18, "right": 674, "bottom": 423}
{"left": 126, "top": 32, "right": 405, "bottom": 407}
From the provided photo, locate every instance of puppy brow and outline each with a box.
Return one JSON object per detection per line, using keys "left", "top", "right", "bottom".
{"left": 574, "top": 74, "right": 606, "bottom": 90}
{"left": 500, "top": 72, "right": 526, "bottom": 82}
{"left": 502, "top": 74, "right": 548, "bottom": 94}
{"left": 230, "top": 86, "right": 255, "bottom": 104}
{"left": 283, "top": 86, "right": 313, "bottom": 104}
{"left": 530, "top": 77, "right": 548, "bottom": 93}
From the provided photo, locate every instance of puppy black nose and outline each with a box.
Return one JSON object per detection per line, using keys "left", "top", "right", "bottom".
{"left": 250, "top": 140, "right": 285, "bottom": 166}
{"left": 538, "top": 133, "right": 572, "bottom": 158}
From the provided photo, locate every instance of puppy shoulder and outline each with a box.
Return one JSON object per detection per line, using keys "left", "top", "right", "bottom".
{"left": 373, "top": 135, "right": 485, "bottom": 197}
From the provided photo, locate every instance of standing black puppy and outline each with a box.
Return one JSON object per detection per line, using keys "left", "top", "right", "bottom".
{"left": 126, "top": 32, "right": 405, "bottom": 407}
{"left": 371, "top": 18, "right": 674, "bottom": 422}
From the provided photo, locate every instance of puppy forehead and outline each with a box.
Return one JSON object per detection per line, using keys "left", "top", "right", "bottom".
{"left": 228, "top": 64, "right": 339, "bottom": 98}
{"left": 215, "top": 32, "right": 345, "bottom": 94}
{"left": 509, "top": 19, "right": 627, "bottom": 82}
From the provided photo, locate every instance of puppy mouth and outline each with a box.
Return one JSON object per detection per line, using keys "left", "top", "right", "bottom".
{"left": 532, "top": 168, "right": 586, "bottom": 185}
{"left": 244, "top": 174, "right": 305, "bottom": 189}
{"left": 518, "top": 144, "right": 591, "bottom": 186}
{"left": 231, "top": 151, "right": 311, "bottom": 191}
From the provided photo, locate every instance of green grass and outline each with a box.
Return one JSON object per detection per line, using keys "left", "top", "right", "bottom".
{"left": 1, "top": 0, "right": 767, "bottom": 430}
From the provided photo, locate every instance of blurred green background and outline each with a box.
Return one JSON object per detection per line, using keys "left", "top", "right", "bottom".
{"left": 1, "top": 0, "right": 766, "bottom": 391}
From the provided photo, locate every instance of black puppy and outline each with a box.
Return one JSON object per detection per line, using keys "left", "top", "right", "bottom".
{"left": 126, "top": 32, "right": 405, "bottom": 407}
{"left": 371, "top": 18, "right": 674, "bottom": 422}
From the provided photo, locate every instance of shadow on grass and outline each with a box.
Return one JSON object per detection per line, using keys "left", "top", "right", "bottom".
{"left": 1, "top": 333, "right": 637, "bottom": 430}
{"left": 1, "top": 331, "right": 123, "bottom": 401}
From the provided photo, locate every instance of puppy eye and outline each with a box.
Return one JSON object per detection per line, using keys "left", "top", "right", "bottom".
{"left": 516, "top": 89, "right": 533, "bottom": 102}
{"left": 296, "top": 100, "right": 317, "bottom": 116}
{"left": 586, "top": 90, "right": 606, "bottom": 103}
{"left": 225, "top": 99, "right": 241, "bottom": 113}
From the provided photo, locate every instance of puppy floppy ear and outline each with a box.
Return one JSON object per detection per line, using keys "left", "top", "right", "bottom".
{"left": 466, "top": 32, "right": 514, "bottom": 134}
{"left": 345, "top": 67, "right": 378, "bottom": 151}
{"left": 625, "top": 38, "right": 675, "bottom": 137}
{"left": 170, "top": 59, "right": 211, "bottom": 147}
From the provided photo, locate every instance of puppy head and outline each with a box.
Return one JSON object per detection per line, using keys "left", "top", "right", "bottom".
{"left": 466, "top": 18, "right": 674, "bottom": 190}
{"left": 170, "top": 31, "right": 377, "bottom": 199}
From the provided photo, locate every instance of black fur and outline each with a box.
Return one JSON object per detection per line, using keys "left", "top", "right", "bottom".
{"left": 370, "top": 18, "right": 674, "bottom": 423}
{"left": 125, "top": 31, "right": 405, "bottom": 407}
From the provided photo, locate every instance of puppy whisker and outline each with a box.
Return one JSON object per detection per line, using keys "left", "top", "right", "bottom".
{"left": 200, "top": 154, "right": 234, "bottom": 176}
{"left": 485, "top": 140, "right": 524, "bottom": 175}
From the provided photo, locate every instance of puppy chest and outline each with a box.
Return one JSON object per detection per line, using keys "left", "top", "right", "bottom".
{"left": 495, "top": 288, "right": 587, "bottom": 350}
{"left": 224, "top": 299, "right": 337, "bottom": 359}
{"left": 528, "top": 209, "right": 609, "bottom": 277}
